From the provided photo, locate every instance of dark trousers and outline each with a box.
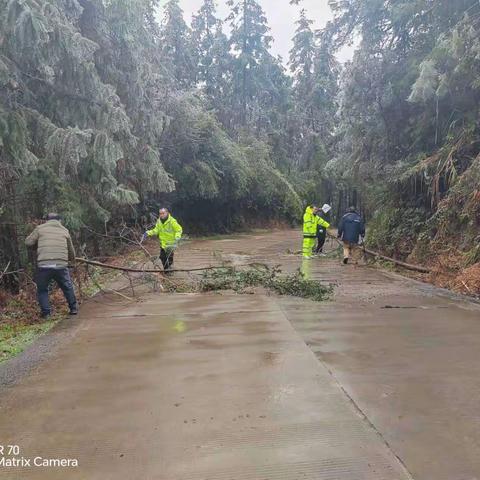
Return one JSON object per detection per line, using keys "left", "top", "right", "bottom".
{"left": 36, "top": 268, "right": 77, "bottom": 316}
{"left": 160, "top": 248, "right": 174, "bottom": 271}
{"left": 315, "top": 229, "right": 327, "bottom": 253}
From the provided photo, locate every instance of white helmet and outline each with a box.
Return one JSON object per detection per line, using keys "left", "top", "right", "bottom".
{"left": 321, "top": 204, "right": 332, "bottom": 214}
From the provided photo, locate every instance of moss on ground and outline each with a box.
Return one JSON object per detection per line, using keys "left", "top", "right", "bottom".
{"left": 0, "top": 319, "right": 57, "bottom": 362}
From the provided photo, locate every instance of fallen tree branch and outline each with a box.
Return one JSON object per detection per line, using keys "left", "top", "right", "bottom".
{"left": 0, "top": 262, "right": 11, "bottom": 283}
{"left": 0, "top": 269, "right": 24, "bottom": 276}
{"left": 461, "top": 280, "right": 472, "bottom": 294}
{"left": 81, "top": 224, "right": 156, "bottom": 264}
{"left": 327, "top": 233, "right": 431, "bottom": 274}
{"left": 0, "top": 263, "right": 25, "bottom": 282}
{"left": 362, "top": 248, "right": 431, "bottom": 274}
{"left": 75, "top": 258, "right": 266, "bottom": 273}
{"left": 86, "top": 269, "right": 136, "bottom": 302}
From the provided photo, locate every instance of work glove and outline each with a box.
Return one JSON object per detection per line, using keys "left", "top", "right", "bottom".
{"left": 358, "top": 236, "right": 365, "bottom": 246}
{"left": 141, "top": 232, "right": 148, "bottom": 243}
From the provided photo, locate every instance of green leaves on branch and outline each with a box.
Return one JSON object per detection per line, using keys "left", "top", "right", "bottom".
{"left": 199, "top": 266, "right": 333, "bottom": 302}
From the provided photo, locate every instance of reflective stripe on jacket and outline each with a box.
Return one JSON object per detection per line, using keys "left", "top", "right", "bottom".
{"left": 147, "top": 215, "right": 183, "bottom": 249}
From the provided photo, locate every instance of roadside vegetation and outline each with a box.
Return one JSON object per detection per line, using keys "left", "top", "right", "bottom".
{"left": 2, "top": 0, "right": 480, "bottom": 309}
{"left": 0, "top": 320, "right": 56, "bottom": 362}
{"left": 323, "top": 1, "right": 480, "bottom": 293}
{"left": 1, "top": 288, "right": 66, "bottom": 362}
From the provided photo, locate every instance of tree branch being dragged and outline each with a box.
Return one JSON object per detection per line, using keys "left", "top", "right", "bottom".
{"left": 327, "top": 234, "right": 431, "bottom": 274}
{"left": 75, "top": 258, "right": 266, "bottom": 273}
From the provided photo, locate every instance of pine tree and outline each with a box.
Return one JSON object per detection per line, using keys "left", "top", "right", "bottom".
{"left": 191, "top": 0, "right": 232, "bottom": 115}
{"left": 287, "top": 7, "right": 338, "bottom": 173}
{"left": 0, "top": 0, "right": 311, "bottom": 291}
{"left": 289, "top": 9, "right": 316, "bottom": 96}
{"left": 312, "top": 39, "right": 339, "bottom": 139}
{"left": 191, "top": 0, "right": 219, "bottom": 87}
{"left": 159, "top": 0, "right": 196, "bottom": 89}
{"left": 226, "top": 0, "right": 274, "bottom": 127}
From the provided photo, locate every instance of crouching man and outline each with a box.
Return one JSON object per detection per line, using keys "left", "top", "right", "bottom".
{"left": 25, "top": 213, "right": 78, "bottom": 318}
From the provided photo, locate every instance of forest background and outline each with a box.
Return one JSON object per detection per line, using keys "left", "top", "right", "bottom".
{"left": 1, "top": 0, "right": 480, "bottom": 293}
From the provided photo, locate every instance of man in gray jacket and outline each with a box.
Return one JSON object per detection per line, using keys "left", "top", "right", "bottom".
{"left": 25, "top": 213, "right": 78, "bottom": 318}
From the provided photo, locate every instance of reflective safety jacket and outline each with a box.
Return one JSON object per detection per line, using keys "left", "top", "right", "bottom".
{"left": 303, "top": 206, "right": 330, "bottom": 238}
{"left": 147, "top": 215, "right": 183, "bottom": 249}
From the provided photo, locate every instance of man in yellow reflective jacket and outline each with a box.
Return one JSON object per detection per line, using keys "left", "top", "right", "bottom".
{"left": 303, "top": 205, "right": 330, "bottom": 258}
{"left": 144, "top": 208, "right": 183, "bottom": 272}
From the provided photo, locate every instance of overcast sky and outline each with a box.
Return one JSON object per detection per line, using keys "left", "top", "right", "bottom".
{"left": 158, "top": 0, "right": 354, "bottom": 63}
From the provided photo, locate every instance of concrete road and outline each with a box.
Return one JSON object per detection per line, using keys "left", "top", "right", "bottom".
{"left": 0, "top": 230, "right": 478, "bottom": 479}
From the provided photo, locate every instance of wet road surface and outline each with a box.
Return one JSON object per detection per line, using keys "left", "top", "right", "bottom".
{"left": 0, "top": 230, "right": 479, "bottom": 479}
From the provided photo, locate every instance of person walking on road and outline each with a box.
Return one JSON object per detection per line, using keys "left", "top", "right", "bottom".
{"left": 303, "top": 205, "right": 330, "bottom": 259}
{"left": 25, "top": 213, "right": 78, "bottom": 318}
{"left": 315, "top": 204, "right": 332, "bottom": 256}
{"left": 337, "top": 206, "right": 365, "bottom": 265}
{"left": 143, "top": 208, "right": 183, "bottom": 272}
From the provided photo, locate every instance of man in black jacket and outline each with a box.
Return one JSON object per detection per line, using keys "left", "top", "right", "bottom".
{"left": 315, "top": 204, "right": 332, "bottom": 255}
{"left": 337, "top": 206, "right": 365, "bottom": 265}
